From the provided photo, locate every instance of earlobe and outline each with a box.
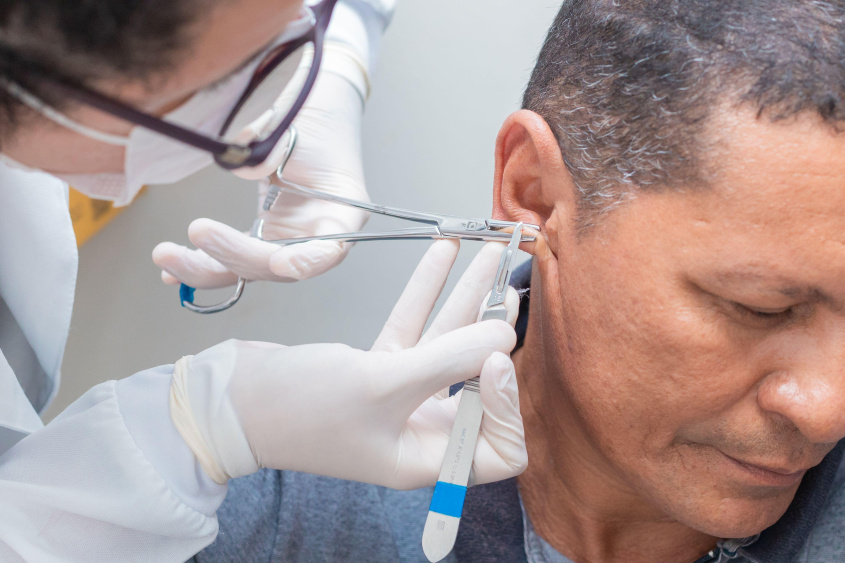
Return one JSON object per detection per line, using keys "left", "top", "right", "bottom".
{"left": 492, "top": 110, "right": 575, "bottom": 260}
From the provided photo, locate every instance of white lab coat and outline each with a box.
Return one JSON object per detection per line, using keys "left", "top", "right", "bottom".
{"left": 0, "top": 1, "right": 394, "bottom": 560}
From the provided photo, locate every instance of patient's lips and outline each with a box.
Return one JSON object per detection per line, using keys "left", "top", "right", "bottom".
{"left": 716, "top": 449, "right": 812, "bottom": 487}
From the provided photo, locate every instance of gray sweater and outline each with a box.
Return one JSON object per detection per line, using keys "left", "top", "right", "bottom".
{"left": 194, "top": 263, "right": 845, "bottom": 563}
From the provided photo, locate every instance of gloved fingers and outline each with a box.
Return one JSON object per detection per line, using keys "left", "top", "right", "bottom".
{"left": 470, "top": 352, "right": 528, "bottom": 485}
{"left": 258, "top": 181, "right": 369, "bottom": 234}
{"left": 477, "top": 287, "right": 521, "bottom": 327}
{"left": 385, "top": 353, "right": 522, "bottom": 490}
{"left": 420, "top": 242, "right": 508, "bottom": 345}
{"left": 231, "top": 66, "right": 310, "bottom": 181}
{"left": 236, "top": 70, "right": 364, "bottom": 184}
{"left": 372, "top": 240, "right": 460, "bottom": 352}
{"left": 161, "top": 270, "right": 180, "bottom": 285}
{"left": 386, "top": 320, "right": 516, "bottom": 406}
{"left": 380, "top": 397, "right": 461, "bottom": 489}
{"left": 152, "top": 241, "right": 239, "bottom": 289}
{"left": 232, "top": 123, "right": 297, "bottom": 181}
{"left": 229, "top": 69, "right": 369, "bottom": 282}
{"left": 268, "top": 239, "right": 350, "bottom": 281}
{"left": 188, "top": 218, "right": 296, "bottom": 282}
{"left": 430, "top": 287, "right": 520, "bottom": 398}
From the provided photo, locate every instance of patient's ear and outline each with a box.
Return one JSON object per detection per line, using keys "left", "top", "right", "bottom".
{"left": 492, "top": 110, "right": 576, "bottom": 258}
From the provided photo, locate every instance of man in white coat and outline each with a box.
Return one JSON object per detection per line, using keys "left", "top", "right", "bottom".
{"left": 0, "top": 1, "right": 528, "bottom": 560}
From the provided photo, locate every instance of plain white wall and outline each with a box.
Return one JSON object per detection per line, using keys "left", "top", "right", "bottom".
{"left": 45, "top": 0, "right": 561, "bottom": 419}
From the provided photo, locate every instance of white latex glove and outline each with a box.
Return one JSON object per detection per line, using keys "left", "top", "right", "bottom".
{"left": 170, "top": 240, "right": 527, "bottom": 489}
{"left": 153, "top": 44, "right": 369, "bottom": 288}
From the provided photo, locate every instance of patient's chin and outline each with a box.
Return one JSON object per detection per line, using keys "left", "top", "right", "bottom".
{"left": 667, "top": 482, "right": 799, "bottom": 539}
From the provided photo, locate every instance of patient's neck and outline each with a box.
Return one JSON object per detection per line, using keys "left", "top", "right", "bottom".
{"left": 512, "top": 294, "right": 716, "bottom": 563}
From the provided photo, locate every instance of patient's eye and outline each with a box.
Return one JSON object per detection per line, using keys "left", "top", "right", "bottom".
{"left": 694, "top": 280, "right": 806, "bottom": 328}
{"left": 730, "top": 301, "right": 793, "bottom": 324}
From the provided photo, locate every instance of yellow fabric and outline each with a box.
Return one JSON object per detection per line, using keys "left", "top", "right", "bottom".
{"left": 68, "top": 188, "right": 129, "bottom": 247}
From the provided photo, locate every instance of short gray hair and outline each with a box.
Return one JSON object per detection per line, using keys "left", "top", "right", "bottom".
{"left": 523, "top": 0, "right": 845, "bottom": 229}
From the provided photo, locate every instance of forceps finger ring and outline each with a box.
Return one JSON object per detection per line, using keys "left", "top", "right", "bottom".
{"left": 179, "top": 128, "right": 297, "bottom": 314}
{"left": 179, "top": 218, "right": 266, "bottom": 314}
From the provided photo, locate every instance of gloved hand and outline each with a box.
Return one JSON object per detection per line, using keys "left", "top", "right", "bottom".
{"left": 153, "top": 44, "right": 369, "bottom": 288}
{"left": 170, "top": 240, "right": 528, "bottom": 489}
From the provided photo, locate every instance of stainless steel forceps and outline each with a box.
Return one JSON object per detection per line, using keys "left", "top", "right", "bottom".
{"left": 261, "top": 180, "right": 538, "bottom": 246}
{"left": 180, "top": 130, "right": 538, "bottom": 313}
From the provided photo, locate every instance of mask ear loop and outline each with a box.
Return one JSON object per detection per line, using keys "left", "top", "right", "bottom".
{"left": 0, "top": 80, "right": 130, "bottom": 146}
{"left": 179, "top": 125, "right": 298, "bottom": 314}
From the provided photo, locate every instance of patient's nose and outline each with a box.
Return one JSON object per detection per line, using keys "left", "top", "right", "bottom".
{"left": 758, "top": 373, "right": 845, "bottom": 444}
{"left": 757, "top": 320, "right": 845, "bottom": 444}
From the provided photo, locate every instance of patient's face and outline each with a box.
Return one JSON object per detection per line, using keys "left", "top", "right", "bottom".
{"left": 538, "top": 108, "right": 845, "bottom": 537}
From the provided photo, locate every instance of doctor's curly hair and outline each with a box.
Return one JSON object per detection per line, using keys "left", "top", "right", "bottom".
{"left": 523, "top": 0, "right": 845, "bottom": 230}
{"left": 0, "top": 0, "right": 201, "bottom": 140}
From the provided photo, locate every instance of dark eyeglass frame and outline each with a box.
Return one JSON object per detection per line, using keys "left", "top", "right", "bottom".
{"left": 32, "top": 0, "right": 338, "bottom": 170}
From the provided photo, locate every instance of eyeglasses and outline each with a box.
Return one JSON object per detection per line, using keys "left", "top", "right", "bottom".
{"left": 24, "top": 0, "right": 339, "bottom": 170}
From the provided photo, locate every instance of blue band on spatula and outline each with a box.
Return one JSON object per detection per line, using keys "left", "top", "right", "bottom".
{"left": 429, "top": 481, "right": 467, "bottom": 518}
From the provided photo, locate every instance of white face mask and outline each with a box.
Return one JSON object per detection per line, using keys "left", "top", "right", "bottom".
{"left": 2, "top": 7, "right": 314, "bottom": 206}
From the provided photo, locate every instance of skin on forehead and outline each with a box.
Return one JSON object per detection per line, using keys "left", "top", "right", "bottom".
{"left": 106, "top": 0, "right": 306, "bottom": 111}
{"left": 509, "top": 106, "right": 845, "bottom": 561}
{"left": 3, "top": 0, "right": 304, "bottom": 174}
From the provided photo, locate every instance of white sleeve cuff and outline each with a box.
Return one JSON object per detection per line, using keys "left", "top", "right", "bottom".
{"left": 115, "top": 366, "right": 227, "bottom": 517}
{"left": 170, "top": 352, "right": 260, "bottom": 485}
